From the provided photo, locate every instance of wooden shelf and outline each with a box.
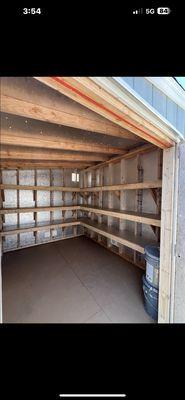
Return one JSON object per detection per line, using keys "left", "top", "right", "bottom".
{"left": 2, "top": 234, "right": 84, "bottom": 253}
{"left": 80, "top": 206, "right": 161, "bottom": 227}
{"left": 80, "top": 218, "right": 154, "bottom": 254}
{"left": 0, "top": 180, "right": 162, "bottom": 193}
{"left": 1, "top": 218, "right": 80, "bottom": 236}
{"left": 0, "top": 205, "right": 161, "bottom": 226}
{"left": 0, "top": 184, "right": 81, "bottom": 192}
{"left": 81, "top": 180, "right": 162, "bottom": 192}
{"left": 1, "top": 216, "right": 156, "bottom": 254}
{"left": 0, "top": 205, "right": 79, "bottom": 214}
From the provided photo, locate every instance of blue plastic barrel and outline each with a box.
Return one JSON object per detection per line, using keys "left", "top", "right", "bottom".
{"left": 144, "top": 244, "right": 160, "bottom": 289}
{"left": 142, "top": 275, "right": 158, "bottom": 321}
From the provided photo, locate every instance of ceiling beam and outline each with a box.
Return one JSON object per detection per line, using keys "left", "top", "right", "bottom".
{"left": 0, "top": 145, "right": 109, "bottom": 162}
{"left": 1, "top": 79, "right": 140, "bottom": 141}
{"left": 34, "top": 77, "right": 173, "bottom": 149}
{"left": 0, "top": 160, "right": 93, "bottom": 169}
{"left": 1, "top": 127, "right": 126, "bottom": 155}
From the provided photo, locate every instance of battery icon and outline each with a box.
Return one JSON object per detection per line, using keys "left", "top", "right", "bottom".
{"left": 157, "top": 7, "right": 171, "bottom": 14}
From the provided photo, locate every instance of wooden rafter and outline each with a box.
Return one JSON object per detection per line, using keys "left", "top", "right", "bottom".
{"left": 1, "top": 85, "right": 140, "bottom": 141}
{"left": 0, "top": 161, "right": 93, "bottom": 169}
{"left": 1, "top": 127, "right": 126, "bottom": 155}
{"left": 34, "top": 77, "right": 174, "bottom": 148}
{"left": 0, "top": 145, "right": 109, "bottom": 162}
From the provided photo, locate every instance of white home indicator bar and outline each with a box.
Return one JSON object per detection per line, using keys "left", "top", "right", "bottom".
{"left": 59, "top": 395, "right": 126, "bottom": 398}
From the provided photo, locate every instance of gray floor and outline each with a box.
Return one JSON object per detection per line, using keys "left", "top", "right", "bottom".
{"left": 2, "top": 236, "right": 153, "bottom": 323}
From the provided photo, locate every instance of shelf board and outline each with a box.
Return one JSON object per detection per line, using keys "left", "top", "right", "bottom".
{"left": 1, "top": 218, "right": 80, "bottom": 236}
{"left": 0, "top": 205, "right": 161, "bottom": 226}
{"left": 81, "top": 180, "right": 162, "bottom": 192}
{"left": 80, "top": 218, "right": 154, "bottom": 254}
{"left": 0, "top": 205, "right": 79, "bottom": 214}
{"left": 0, "top": 184, "right": 81, "bottom": 192}
{"left": 80, "top": 206, "right": 161, "bottom": 227}
{"left": 0, "top": 180, "right": 162, "bottom": 193}
{"left": 1, "top": 216, "right": 157, "bottom": 255}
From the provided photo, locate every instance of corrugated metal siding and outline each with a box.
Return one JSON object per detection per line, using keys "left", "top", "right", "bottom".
{"left": 121, "top": 77, "right": 185, "bottom": 136}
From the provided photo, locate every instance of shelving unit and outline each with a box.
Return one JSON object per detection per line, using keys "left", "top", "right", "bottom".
{"left": 0, "top": 176, "right": 161, "bottom": 266}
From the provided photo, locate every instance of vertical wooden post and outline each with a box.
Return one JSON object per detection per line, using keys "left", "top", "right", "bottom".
{"left": 156, "top": 149, "right": 162, "bottom": 242}
{"left": 98, "top": 168, "right": 103, "bottom": 243}
{"left": 134, "top": 155, "right": 143, "bottom": 264}
{"left": 90, "top": 170, "right": 96, "bottom": 239}
{"left": 73, "top": 171, "right": 78, "bottom": 236}
{"left": 158, "top": 147, "right": 176, "bottom": 323}
{"left": 34, "top": 170, "right": 38, "bottom": 244}
{"left": 17, "top": 169, "right": 20, "bottom": 249}
{"left": 49, "top": 169, "right": 53, "bottom": 240}
{"left": 119, "top": 159, "right": 126, "bottom": 255}
{"left": 62, "top": 169, "right": 65, "bottom": 237}
{"left": 107, "top": 164, "right": 113, "bottom": 248}
{"left": 0, "top": 170, "right": 3, "bottom": 322}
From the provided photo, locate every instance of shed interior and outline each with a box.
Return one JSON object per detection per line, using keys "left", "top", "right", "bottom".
{"left": 0, "top": 77, "right": 163, "bottom": 323}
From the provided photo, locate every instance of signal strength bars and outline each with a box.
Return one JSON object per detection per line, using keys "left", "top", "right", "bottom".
{"left": 132, "top": 8, "right": 143, "bottom": 14}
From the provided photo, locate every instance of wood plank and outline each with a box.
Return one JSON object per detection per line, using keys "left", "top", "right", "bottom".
{"left": 107, "top": 164, "right": 113, "bottom": 247}
{"left": 0, "top": 161, "right": 93, "bottom": 169}
{"left": 134, "top": 155, "right": 143, "bottom": 264}
{"left": 34, "top": 77, "right": 173, "bottom": 148}
{"left": 90, "top": 236, "right": 145, "bottom": 270}
{"left": 158, "top": 147, "right": 176, "bottom": 323}
{"left": 1, "top": 92, "right": 140, "bottom": 141}
{"left": 84, "top": 144, "right": 156, "bottom": 171}
{"left": 17, "top": 169, "right": 20, "bottom": 248}
{"left": 80, "top": 206, "right": 161, "bottom": 227}
{"left": 80, "top": 218, "right": 153, "bottom": 254}
{"left": 1, "top": 145, "right": 108, "bottom": 162}
{"left": 97, "top": 168, "right": 103, "bottom": 242}
{"left": 1, "top": 127, "right": 125, "bottom": 155}
{"left": 0, "top": 219, "right": 80, "bottom": 236}
{"left": 81, "top": 180, "right": 162, "bottom": 192}
{"left": 34, "top": 170, "right": 38, "bottom": 244}
{"left": 0, "top": 184, "right": 81, "bottom": 192}
{"left": 119, "top": 159, "right": 126, "bottom": 255}
{"left": 0, "top": 205, "right": 161, "bottom": 227}
{"left": 0, "top": 180, "right": 162, "bottom": 192}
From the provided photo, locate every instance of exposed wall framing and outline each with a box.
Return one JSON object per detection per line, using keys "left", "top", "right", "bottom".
{"left": 0, "top": 146, "right": 161, "bottom": 273}
{"left": 158, "top": 146, "right": 177, "bottom": 323}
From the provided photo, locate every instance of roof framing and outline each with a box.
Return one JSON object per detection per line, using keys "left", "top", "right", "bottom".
{"left": 34, "top": 77, "right": 176, "bottom": 148}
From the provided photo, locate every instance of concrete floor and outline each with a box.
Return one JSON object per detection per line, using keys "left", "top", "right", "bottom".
{"left": 2, "top": 236, "right": 152, "bottom": 323}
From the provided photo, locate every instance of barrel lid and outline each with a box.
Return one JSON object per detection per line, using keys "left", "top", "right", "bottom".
{"left": 144, "top": 244, "right": 160, "bottom": 260}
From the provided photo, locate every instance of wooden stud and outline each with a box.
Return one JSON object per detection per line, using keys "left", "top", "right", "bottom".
{"left": 156, "top": 149, "right": 162, "bottom": 242}
{"left": 119, "top": 159, "right": 126, "bottom": 255}
{"left": 134, "top": 155, "right": 143, "bottom": 264}
{"left": 158, "top": 147, "right": 176, "bottom": 323}
{"left": 98, "top": 168, "right": 103, "bottom": 242}
{"left": 17, "top": 169, "right": 20, "bottom": 248}
{"left": 107, "top": 164, "right": 113, "bottom": 248}
{"left": 34, "top": 170, "right": 38, "bottom": 244}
